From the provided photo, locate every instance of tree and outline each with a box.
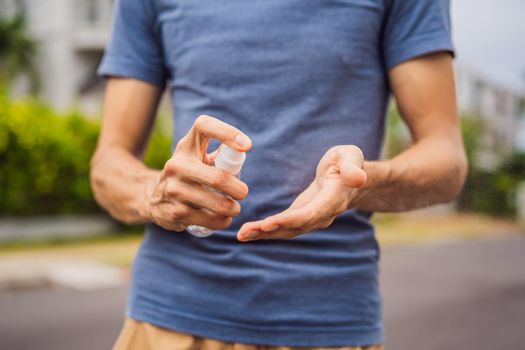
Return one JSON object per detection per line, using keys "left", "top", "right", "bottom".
{"left": 0, "top": 10, "right": 39, "bottom": 93}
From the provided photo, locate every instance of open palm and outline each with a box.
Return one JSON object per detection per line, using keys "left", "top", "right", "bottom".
{"left": 238, "top": 145, "right": 367, "bottom": 241}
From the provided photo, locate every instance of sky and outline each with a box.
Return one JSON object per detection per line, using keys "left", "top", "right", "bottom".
{"left": 452, "top": 0, "right": 525, "bottom": 93}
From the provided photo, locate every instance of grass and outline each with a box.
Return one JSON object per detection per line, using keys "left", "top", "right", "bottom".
{"left": 373, "top": 212, "right": 523, "bottom": 246}
{"left": 0, "top": 229, "right": 143, "bottom": 267}
{"left": 0, "top": 229, "right": 142, "bottom": 253}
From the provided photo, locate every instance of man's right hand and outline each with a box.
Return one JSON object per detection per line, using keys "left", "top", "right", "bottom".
{"left": 139, "top": 115, "right": 252, "bottom": 232}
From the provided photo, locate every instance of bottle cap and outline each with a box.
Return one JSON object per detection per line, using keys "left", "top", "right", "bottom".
{"left": 214, "top": 145, "right": 246, "bottom": 175}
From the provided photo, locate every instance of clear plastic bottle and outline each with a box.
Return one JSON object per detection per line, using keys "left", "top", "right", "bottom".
{"left": 186, "top": 145, "right": 246, "bottom": 238}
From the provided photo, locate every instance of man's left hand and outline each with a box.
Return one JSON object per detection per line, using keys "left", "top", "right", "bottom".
{"left": 237, "top": 145, "right": 367, "bottom": 242}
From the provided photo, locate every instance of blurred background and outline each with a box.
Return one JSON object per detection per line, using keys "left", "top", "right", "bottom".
{"left": 0, "top": 0, "right": 524, "bottom": 349}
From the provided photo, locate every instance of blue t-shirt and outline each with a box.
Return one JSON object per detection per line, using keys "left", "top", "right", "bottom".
{"left": 99, "top": 0, "right": 453, "bottom": 346}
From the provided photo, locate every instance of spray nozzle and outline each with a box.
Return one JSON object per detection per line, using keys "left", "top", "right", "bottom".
{"left": 214, "top": 145, "right": 246, "bottom": 175}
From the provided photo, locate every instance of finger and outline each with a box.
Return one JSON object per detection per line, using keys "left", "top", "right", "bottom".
{"left": 151, "top": 201, "right": 192, "bottom": 232}
{"left": 184, "top": 209, "right": 233, "bottom": 230}
{"left": 338, "top": 147, "right": 367, "bottom": 188}
{"left": 238, "top": 226, "right": 301, "bottom": 242}
{"left": 340, "top": 161, "right": 367, "bottom": 188}
{"left": 166, "top": 181, "right": 241, "bottom": 217}
{"left": 239, "top": 182, "right": 317, "bottom": 234}
{"left": 186, "top": 115, "right": 252, "bottom": 152}
{"left": 204, "top": 147, "right": 221, "bottom": 166}
{"left": 154, "top": 201, "right": 232, "bottom": 231}
{"left": 167, "top": 158, "right": 249, "bottom": 200}
{"left": 237, "top": 220, "right": 266, "bottom": 239}
{"left": 156, "top": 219, "right": 187, "bottom": 232}
{"left": 239, "top": 214, "right": 336, "bottom": 242}
{"left": 260, "top": 184, "right": 342, "bottom": 230}
{"left": 238, "top": 207, "right": 307, "bottom": 240}
{"left": 238, "top": 213, "right": 284, "bottom": 235}
{"left": 154, "top": 212, "right": 188, "bottom": 232}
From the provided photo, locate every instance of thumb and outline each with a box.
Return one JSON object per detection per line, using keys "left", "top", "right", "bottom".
{"left": 338, "top": 147, "right": 367, "bottom": 188}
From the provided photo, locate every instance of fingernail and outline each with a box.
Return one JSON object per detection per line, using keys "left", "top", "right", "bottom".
{"left": 239, "top": 234, "right": 252, "bottom": 242}
{"left": 235, "top": 134, "right": 251, "bottom": 149}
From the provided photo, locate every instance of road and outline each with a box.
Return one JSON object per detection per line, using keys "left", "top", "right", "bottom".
{"left": 382, "top": 236, "right": 525, "bottom": 350}
{"left": 1, "top": 236, "right": 524, "bottom": 350}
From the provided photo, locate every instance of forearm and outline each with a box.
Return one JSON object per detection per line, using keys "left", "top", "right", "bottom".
{"left": 349, "top": 137, "right": 467, "bottom": 212}
{"left": 90, "top": 146, "right": 159, "bottom": 224}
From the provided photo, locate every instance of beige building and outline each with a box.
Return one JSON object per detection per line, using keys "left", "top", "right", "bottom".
{"left": 1, "top": 0, "right": 112, "bottom": 114}
{"left": 456, "top": 66, "right": 525, "bottom": 169}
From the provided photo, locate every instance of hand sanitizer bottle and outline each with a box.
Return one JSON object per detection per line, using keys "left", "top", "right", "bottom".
{"left": 187, "top": 145, "right": 246, "bottom": 238}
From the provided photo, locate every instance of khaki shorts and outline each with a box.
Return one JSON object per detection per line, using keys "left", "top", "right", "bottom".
{"left": 113, "top": 318, "right": 384, "bottom": 350}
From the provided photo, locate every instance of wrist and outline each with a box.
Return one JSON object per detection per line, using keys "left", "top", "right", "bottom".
{"left": 346, "top": 160, "right": 392, "bottom": 210}
{"left": 136, "top": 169, "right": 161, "bottom": 222}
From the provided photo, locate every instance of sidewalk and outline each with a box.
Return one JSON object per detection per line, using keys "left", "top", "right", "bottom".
{"left": 0, "top": 213, "right": 522, "bottom": 293}
{"left": 374, "top": 212, "right": 523, "bottom": 246}
{"left": 0, "top": 235, "right": 139, "bottom": 292}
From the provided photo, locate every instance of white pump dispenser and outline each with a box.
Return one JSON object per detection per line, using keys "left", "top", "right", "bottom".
{"left": 187, "top": 145, "right": 246, "bottom": 238}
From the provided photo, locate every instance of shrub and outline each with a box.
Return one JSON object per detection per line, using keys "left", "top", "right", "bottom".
{"left": 458, "top": 152, "right": 525, "bottom": 217}
{"left": 458, "top": 117, "right": 524, "bottom": 217}
{"left": 0, "top": 89, "right": 171, "bottom": 216}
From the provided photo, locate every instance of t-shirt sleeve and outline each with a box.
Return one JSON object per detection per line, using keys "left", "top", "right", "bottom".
{"left": 97, "top": 0, "right": 167, "bottom": 86}
{"left": 382, "top": 0, "right": 454, "bottom": 70}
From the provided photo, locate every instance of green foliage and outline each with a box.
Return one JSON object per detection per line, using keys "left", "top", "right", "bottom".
{"left": 0, "top": 90, "right": 171, "bottom": 216}
{"left": 144, "top": 122, "right": 172, "bottom": 170}
{"left": 460, "top": 116, "right": 484, "bottom": 165}
{"left": 458, "top": 117, "right": 524, "bottom": 217}
{"left": 458, "top": 153, "right": 525, "bottom": 217}
{"left": 383, "top": 104, "right": 410, "bottom": 158}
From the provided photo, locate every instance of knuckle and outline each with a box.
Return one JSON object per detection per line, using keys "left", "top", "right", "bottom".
{"left": 209, "top": 170, "right": 228, "bottom": 187}
{"left": 306, "top": 214, "right": 321, "bottom": 228}
{"left": 164, "top": 160, "right": 176, "bottom": 174}
{"left": 164, "top": 158, "right": 181, "bottom": 175}
{"left": 175, "top": 137, "right": 189, "bottom": 151}
{"left": 194, "top": 115, "right": 212, "bottom": 131}
{"left": 165, "top": 181, "right": 180, "bottom": 197}
{"left": 171, "top": 205, "right": 190, "bottom": 220}
{"left": 215, "top": 199, "right": 236, "bottom": 216}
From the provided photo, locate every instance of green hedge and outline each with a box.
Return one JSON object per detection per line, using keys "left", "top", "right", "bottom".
{"left": 457, "top": 117, "right": 524, "bottom": 217}
{"left": 2, "top": 90, "right": 523, "bottom": 217}
{"left": 0, "top": 89, "right": 171, "bottom": 216}
{"left": 458, "top": 153, "right": 525, "bottom": 217}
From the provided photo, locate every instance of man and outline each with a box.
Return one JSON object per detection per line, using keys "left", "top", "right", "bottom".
{"left": 91, "top": 0, "right": 467, "bottom": 349}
